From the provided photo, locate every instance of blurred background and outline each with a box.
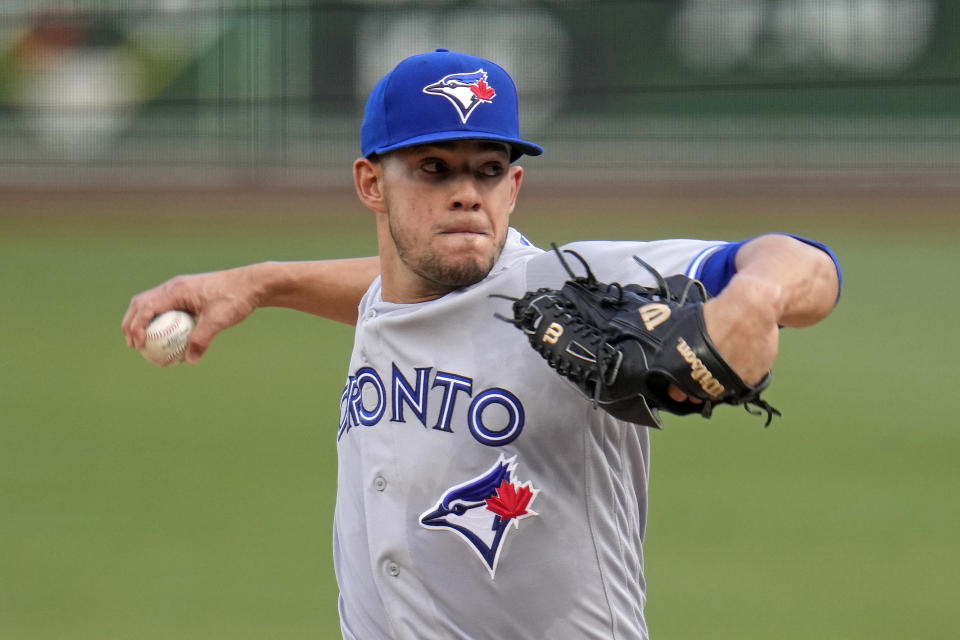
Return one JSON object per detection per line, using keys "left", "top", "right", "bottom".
{"left": 1, "top": 0, "right": 958, "bottom": 183}
{"left": 1, "top": 1, "right": 958, "bottom": 639}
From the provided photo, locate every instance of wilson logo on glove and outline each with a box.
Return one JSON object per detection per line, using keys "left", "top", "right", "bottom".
{"left": 543, "top": 322, "right": 564, "bottom": 344}
{"left": 676, "top": 337, "right": 725, "bottom": 397}
{"left": 638, "top": 303, "right": 671, "bottom": 331}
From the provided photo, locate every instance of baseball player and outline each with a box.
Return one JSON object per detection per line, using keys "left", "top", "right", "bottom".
{"left": 122, "top": 50, "right": 841, "bottom": 639}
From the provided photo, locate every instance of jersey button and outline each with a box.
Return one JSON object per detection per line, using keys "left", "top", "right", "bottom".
{"left": 387, "top": 561, "right": 400, "bottom": 577}
{"left": 374, "top": 476, "right": 387, "bottom": 492}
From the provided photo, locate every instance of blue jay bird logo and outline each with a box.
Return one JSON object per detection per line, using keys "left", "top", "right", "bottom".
{"left": 422, "top": 69, "right": 497, "bottom": 124}
{"left": 420, "top": 455, "right": 539, "bottom": 578}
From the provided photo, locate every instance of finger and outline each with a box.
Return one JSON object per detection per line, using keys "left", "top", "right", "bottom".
{"left": 184, "top": 315, "right": 218, "bottom": 365}
{"left": 122, "top": 291, "right": 155, "bottom": 347}
{"left": 127, "top": 298, "right": 161, "bottom": 350}
{"left": 121, "top": 298, "right": 139, "bottom": 348}
{"left": 668, "top": 385, "right": 688, "bottom": 403}
{"left": 123, "top": 296, "right": 156, "bottom": 350}
{"left": 668, "top": 384, "right": 704, "bottom": 405}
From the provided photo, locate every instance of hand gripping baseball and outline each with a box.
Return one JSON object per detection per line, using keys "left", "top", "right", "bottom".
{"left": 122, "top": 268, "right": 259, "bottom": 364}
{"left": 494, "top": 246, "right": 780, "bottom": 429}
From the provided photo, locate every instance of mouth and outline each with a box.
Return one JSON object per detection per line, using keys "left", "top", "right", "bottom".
{"left": 439, "top": 227, "right": 489, "bottom": 237}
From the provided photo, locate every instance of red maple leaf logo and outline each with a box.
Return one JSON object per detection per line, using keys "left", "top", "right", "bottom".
{"left": 471, "top": 79, "right": 496, "bottom": 102}
{"left": 485, "top": 480, "right": 535, "bottom": 522}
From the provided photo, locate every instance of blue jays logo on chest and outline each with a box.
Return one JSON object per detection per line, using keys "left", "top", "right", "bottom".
{"left": 423, "top": 69, "right": 496, "bottom": 124}
{"left": 420, "top": 455, "right": 539, "bottom": 578}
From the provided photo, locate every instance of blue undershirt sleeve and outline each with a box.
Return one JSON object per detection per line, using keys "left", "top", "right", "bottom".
{"left": 694, "top": 234, "right": 843, "bottom": 301}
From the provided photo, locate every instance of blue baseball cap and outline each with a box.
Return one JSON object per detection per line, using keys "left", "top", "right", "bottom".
{"left": 360, "top": 49, "right": 543, "bottom": 162}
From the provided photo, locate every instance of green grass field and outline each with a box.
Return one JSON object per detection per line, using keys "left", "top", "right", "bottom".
{"left": 2, "top": 188, "right": 958, "bottom": 639}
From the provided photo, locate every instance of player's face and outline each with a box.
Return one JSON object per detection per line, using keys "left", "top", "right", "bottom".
{"left": 374, "top": 141, "right": 523, "bottom": 301}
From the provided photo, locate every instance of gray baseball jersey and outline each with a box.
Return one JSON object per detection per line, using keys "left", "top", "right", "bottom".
{"left": 334, "top": 228, "right": 728, "bottom": 640}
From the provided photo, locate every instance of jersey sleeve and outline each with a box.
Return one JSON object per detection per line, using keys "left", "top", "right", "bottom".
{"left": 697, "top": 234, "right": 843, "bottom": 299}
{"left": 522, "top": 235, "right": 841, "bottom": 302}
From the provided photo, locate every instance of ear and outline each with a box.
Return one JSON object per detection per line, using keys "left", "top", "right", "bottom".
{"left": 506, "top": 165, "right": 524, "bottom": 215}
{"left": 354, "top": 157, "right": 387, "bottom": 214}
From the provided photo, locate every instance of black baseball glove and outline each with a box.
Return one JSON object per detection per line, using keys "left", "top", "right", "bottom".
{"left": 495, "top": 245, "right": 779, "bottom": 428}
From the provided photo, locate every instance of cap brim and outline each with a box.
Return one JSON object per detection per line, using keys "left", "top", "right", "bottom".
{"left": 367, "top": 130, "right": 543, "bottom": 162}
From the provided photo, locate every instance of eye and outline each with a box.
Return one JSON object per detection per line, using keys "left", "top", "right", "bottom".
{"left": 420, "top": 159, "right": 447, "bottom": 174}
{"left": 478, "top": 162, "right": 505, "bottom": 178}
{"left": 452, "top": 504, "right": 467, "bottom": 515}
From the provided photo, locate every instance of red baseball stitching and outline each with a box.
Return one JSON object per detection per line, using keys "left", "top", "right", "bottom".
{"left": 147, "top": 314, "right": 190, "bottom": 341}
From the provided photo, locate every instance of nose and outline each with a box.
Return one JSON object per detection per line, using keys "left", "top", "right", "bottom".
{"left": 449, "top": 175, "right": 482, "bottom": 212}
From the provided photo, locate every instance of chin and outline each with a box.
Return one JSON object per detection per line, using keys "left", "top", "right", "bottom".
{"left": 419, "top": 253, "right": 496, "bottom": 289}
{"left": 439, "top": 258, "right": 494, "bottom": 288}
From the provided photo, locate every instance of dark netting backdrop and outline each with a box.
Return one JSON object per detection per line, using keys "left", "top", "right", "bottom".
{"left": 1, "top": 0, "right": 957, "bottom": 180}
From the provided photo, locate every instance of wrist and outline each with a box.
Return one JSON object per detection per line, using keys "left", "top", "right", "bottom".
{"left": 243, "top": 261, "right": 286, "bottom": 309}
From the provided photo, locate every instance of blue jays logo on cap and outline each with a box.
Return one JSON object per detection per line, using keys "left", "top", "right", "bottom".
{"left": 423, "top": 69, "right": 496, "bottom": 124}
{"left": 420, "top": 455, "right": 539, "bottom": 578}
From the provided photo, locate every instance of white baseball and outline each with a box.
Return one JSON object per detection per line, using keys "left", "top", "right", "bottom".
{"left": 141, "top": 310, "right": 196, "bottom": 367}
